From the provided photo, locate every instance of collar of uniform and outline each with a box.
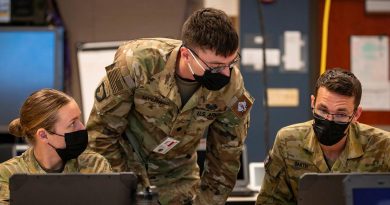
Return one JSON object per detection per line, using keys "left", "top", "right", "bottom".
{"left": 345, "top": 122, "right": 364, "bottom": 159}
{"left": 25, "top": 148, "right": 48, "bottom": 174}
{"left": 149, "top": 44, "right": 181, "bottom": 104}
{"left": 302, "top": 120, "right": 317, "bottom": 153}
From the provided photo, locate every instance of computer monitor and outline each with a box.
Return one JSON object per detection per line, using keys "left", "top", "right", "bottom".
{"left": 9, "top": 173, "right": 137, "bottom": 205}
{"left": 0, "top": 26, "right": 64, "bottom": 132}
{"left": 344, "top": 173, "right": 390, "bottom": 205}
{"left": 298, "top": 173, "right": 348, "bottom": 205}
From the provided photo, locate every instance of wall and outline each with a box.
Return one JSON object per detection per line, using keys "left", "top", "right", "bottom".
{"left": 55, "top": 0, "right": 200, "bottom": 113}
{"left": 240, "top": 0, "right": 315, "bottom": 162}
{"left": 319, "top": 0, "right": 390, "bottom": 126}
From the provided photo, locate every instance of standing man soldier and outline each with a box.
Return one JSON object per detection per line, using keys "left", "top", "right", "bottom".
{"left": 87, "top": 8, "right": 254, "bottom": 205}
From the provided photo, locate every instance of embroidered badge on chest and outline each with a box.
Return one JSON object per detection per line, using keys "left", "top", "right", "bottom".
{"left": 152, "top": 137, "right": 180, "bottom": 154}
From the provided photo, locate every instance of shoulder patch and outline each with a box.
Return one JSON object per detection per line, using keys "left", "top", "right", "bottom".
{"left": 95, "top": 82, "right": 106, "bottom": 102}
{"left": 105, "top": 63, "right": 127, "bottom": 95}
{"left": 231, "top": 91, "right": 253, "bottom": 118}
{"left": 264, "top": 154, "right": 272, "bottom": 174}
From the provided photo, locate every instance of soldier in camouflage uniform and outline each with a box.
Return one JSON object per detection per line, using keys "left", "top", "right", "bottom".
{"left": 0, "top": 89, "right": 111, "bottom": 205}
{"left": 256, "top": 69, "right": 390, "bottom": 205}
{"left": 87, "top": 8, "right": 254, "bottom": 205}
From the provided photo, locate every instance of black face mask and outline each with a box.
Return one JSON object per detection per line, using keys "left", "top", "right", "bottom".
{"left": 48, "top": 129, "right": 88, "bottom": 162}
{"left": 312, "top": 115, "right": 350, "bottom": 146}
{"left": 192, "top": 67, "right": 232, "bottom": 91}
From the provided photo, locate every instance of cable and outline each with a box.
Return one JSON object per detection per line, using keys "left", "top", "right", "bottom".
{"left": 256, "top": 1, "right": 270, "bottom": 154}
{"left": 320, "top": 0, "right": 332, "bottom": 75}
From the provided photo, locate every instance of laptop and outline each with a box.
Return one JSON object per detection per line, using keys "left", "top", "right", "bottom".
{"left": 9, "top": 172, "right": 137, "bottom": 205}
{"left": 197, "top": 140, "right": 255, "bottom": 196}
{"left": 344, "top": 173, "right": 390, "bottom": 205}
{"left": 298, "top": 173, "right": 348, "bottom": 205}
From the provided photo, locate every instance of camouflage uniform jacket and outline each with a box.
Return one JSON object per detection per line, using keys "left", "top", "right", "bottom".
{"left": 256, "top": 120, "right": 390, "bottom": 205}
{"left": 87, "top": 38, "right": 254, "bottom": 205}
{"left": 0, "top": 148, "right": 112, "bottom": 204}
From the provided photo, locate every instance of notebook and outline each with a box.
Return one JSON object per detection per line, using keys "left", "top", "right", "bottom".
{"left": 298, "top": 173, "right": 348, "bottom": 205}
{"left": 197, "top": 141, "right": 254, "bottom": 196}
{"left": 344, "top": 173, "right": 390, "bottom": 205}
{"left": 9, "top": 172, "right": 137, "bottom": 205}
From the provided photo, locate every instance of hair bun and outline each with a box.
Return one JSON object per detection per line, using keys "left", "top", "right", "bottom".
{"left": 8, "top": 118, "right": 26, "bottom": 138}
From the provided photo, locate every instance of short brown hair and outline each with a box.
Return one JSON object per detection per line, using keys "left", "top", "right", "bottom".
{"left": 314, "top": 68, "right": 362, "bottom": 108}
{"left": 8, "top": 89, "right": 73, "bottom": 143}
{"left": 181, "top": 8, "right": 239, "bottom": 57}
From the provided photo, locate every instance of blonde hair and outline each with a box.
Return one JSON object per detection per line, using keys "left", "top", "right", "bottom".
{"left": 8, "top": 89, "right": 73, "bottom": 143}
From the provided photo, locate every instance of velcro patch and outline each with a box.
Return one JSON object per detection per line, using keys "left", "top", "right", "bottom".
{"left": 95, "top": 82, "right": 106, "bottom": 102}
{"left": 231, "top": 91, "right": 253, "bottom": 118}
{"left": 105, "top": 63, "right": 127, "bottom": 95}
{"left": 264, "top": 155, "right": 272, "bottom": 174}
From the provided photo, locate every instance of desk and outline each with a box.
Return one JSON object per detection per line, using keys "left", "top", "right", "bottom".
{"left": 226, "top": 193, "right": 257, "bottom": 205}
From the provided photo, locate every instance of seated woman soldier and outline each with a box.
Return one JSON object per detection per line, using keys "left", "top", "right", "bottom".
{"left": 0, "top": 89, "right": 112, "bottom": 204}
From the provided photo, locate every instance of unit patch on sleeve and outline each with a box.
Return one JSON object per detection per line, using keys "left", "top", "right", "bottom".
{"left": 95, "top": 82, "right": 107, "bottom": 102}
{"left": 231, "top": 91, "right": 254, "bottom": 118}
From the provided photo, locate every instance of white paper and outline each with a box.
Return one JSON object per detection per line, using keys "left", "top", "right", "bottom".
{"left": 360, "top": 82, "right": 390, "bottom": 110}
{"left": 351, "top": 36, "right": 390, "bottom": 111}
{"left": 241, "top": 48, "right": 280, "bottom": 70}
{"left": 267, "top": 88, "right": 299, "bottom": 107}
{"left": 78, "top": 49, "right": 117, "bottom": 122}
{"left": 282, "top": 31, "right": 304, "bottom": 71}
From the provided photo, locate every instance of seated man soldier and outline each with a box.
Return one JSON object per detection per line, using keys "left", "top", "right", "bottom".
{"left": 256, "top": 68, "right": 390, "bottom": 205}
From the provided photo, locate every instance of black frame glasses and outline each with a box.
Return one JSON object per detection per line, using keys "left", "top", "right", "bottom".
{"left": 186, "top": 47, "right": 240, "bottom": 74}
{"left": 312, "top": 107, "right": 355, "bottom": 124}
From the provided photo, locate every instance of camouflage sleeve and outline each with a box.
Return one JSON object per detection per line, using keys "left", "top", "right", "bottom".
{"left": 0, "top": 165, "right": 10, "bottom": 205}
{"left": 194, "top": 90, "right": 254, "bottom": 205}
{"left": 87, "top": 49, "right": 136, "bottom": 172}
{"left": 256, "top": 130, "right": 295, "bottom": 205}
{"left": 77, "top": 150, "right": 113, "bottom": 173}
{"left": 383, "top": 131, "right": 390, "bottom": 169}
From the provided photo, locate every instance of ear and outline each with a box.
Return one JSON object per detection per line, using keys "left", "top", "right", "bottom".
{"left": 180, "top": 47, "right": 190, "bottom": 61}
{"left": 352, "top": 106, "right": 363, "bottom": 122}
{"left": 36, "top": 128, "right": 48, "bottom": 142}
{"left": 310, "top": 94, "right": 315, "bottom": 108}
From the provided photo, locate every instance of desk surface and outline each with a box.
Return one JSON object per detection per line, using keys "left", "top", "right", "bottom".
{"left": 227, "top": 193, "right": 258, "bottom": 202}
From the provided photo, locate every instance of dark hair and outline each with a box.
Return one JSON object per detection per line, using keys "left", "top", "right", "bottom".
{"left": 314, "top": 68, "right": 362, "bottom": 108}
{"left": 181, "top": 8, "right": 239, "bottom": 57}
{"left": 8, "top": 89, "right": 73, "bottom": 143}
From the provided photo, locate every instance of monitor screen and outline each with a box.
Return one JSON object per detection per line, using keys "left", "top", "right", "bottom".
{"left": 344, "top": 173, "right": 390, "bottom": 205}
{"left": 352, "top": 188, "right": 390, "bottom": 205}
{"left": 0, "top": 27, "right": 63, "bottom": 132}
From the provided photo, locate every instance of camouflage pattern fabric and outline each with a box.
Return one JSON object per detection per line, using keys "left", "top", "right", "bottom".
{"left": 256, "top": 121, "right": 390, "bottom": 205}
{"left": 0, "top": 148, "right": 112, "bottom": 204}
{"left": 87, "top": 38, "right": 254, "bottom": 205}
